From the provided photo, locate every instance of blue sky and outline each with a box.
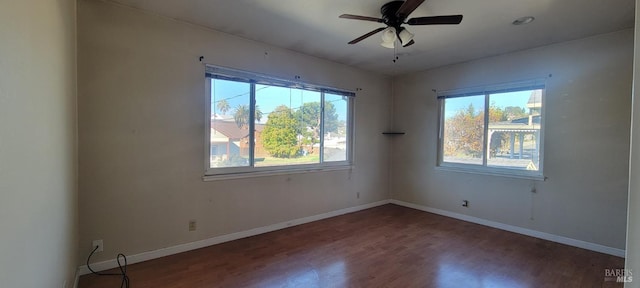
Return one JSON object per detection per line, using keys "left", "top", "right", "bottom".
{"left": 211, "top": 79, "right": 348, "bottom": 123}
{"left": 444, "top": 90, "right": 536, "bottom": 118}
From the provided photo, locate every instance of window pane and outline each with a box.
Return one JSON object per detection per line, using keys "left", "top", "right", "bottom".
{"left": 255, "top": 85, "right": 321, "bottom": 167}
{"left": 442, "top": 95, "right": 485, "bottom": 165}
{"left": 324, "top": 93, "right": 349, "bottom": 162}
{"left": 210, "top": 79, "right": 251, "bottom": 168}
{"left": 487, "top": 89, "right": 542, "bottom": 171}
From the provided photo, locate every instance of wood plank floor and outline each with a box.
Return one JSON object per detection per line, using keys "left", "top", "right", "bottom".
{"left": 79, "top": 204, "right": 625, "bottom": 288}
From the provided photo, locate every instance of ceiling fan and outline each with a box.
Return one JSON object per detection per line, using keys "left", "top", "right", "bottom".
{"left": 339, "top": 0, "right": 463, "bottom": 48}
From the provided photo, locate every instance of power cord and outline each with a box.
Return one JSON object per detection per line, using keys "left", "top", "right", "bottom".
{"left": 86, "top": 245, "right": 130, "bottom": 288}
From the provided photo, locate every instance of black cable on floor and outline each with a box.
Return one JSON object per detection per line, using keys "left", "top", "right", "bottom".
{"left": 86, "top": 245, "right": 130, "bottom": 288}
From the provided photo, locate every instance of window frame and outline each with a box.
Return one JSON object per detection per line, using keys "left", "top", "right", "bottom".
{"left": 436, "top": 80, "right": 546, "bottom": 180}
{"left": 204, "top": 65, "right": 355, "bottom": 179}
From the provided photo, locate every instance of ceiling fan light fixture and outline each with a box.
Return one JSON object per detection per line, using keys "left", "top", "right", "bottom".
{"left": 380, "top": 27, "right": 397, "bottom": 48}
{"left": 398, "top": 27, "right": 414, "bottom": 46}
{"left": 381, "top": 40, "right": 396, "bottom": 49}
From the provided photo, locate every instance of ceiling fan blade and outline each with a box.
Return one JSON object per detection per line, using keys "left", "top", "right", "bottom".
{"left": 339, "top": 14, "right": 384, "bottom": 23}
{"left": 396, "top": 0, "right": 426, "bottom": 19}
{"left": 402, "top": 39, "right": 415, "bottom": 47}
{"left": 348, "top": 27, "right": 386, "bottom": 44}
{"left": 407, "top": 15, "right": 463, "bottom": 25}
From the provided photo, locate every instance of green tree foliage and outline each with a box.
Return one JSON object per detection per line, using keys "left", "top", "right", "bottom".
{"left": 293, "top": 102, "right": 340, "bottom": 152}
{"left": 503, "top": 106, "right": 528, "bottom": 120}
{"left": 233, "top": 104, "right": 263, "bottom": 129}
{"left": 216, "top": 99, "right": 230, "bottom": 115}
{"left": 233, "top": 104, "right": 249, "bottom": 129}
{"left": 323, "top": 101, "right": 340, "bottom": 133}
{"left": 255, "top": 105, "right": 263, "bottom": 123}
{"left": 444, "top": 104, "right": 484, "bottom": 158}
{"left": 445, "top": 103, "right": 530, "bottom": 158}
{"left": 262, "top": 105, "right": 300, "bottom": 158}
{"left": 295, "top": 102, "right": 321, "bottom": 135}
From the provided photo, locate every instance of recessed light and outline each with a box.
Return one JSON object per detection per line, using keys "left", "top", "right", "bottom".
{"left": 512, "top": 16, "right": 535, "bottom": 26}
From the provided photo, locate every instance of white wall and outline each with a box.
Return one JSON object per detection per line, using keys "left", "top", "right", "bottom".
{"left": 0, "top": 0, "right": 78, "bottom": 287}
{"left": 78, "top": 0, "right": 391, "bottom": 263}
{"left": 625, "top": 1, "right": 640, "bottom": 285}
{"left": 391, "top": 29, "right": 633, "bottom": 250}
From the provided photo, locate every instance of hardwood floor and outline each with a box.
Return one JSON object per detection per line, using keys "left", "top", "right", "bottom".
{"left": 79, "top": 204, "right": 624, "bottom": 288}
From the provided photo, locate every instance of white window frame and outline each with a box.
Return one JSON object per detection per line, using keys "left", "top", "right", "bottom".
{"left": 203, "top": 65, "right": 355, "bottom": 180}
{"left": 436, "top": 79, "right": 546, "bottom": 180}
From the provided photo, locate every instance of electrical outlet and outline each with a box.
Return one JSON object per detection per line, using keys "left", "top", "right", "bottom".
{"left": 357, "top": 192, "right": 360, "bottom": 199}
{"left": 462, "top": 200, "right": 469, "bottom": 207}
{"left": 92, "top": 240, "right": 103, "bottom": 252}
{"left": 189, "top": 220, "right": 197, "bottom": 231}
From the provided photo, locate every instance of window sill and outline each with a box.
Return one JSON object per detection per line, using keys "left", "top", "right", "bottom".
{"left": 202, "top": 165, "right": 353, "bottom": 181}
{"left": 435, "top": 165, "right": 546, "bottom": 181}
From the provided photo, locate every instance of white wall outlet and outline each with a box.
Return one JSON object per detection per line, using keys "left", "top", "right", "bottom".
{"left": 189, "top": 220, "right": 197, "bottom": 231}
{"left": 92, "top": 239, "right": 103, "bottom": 252}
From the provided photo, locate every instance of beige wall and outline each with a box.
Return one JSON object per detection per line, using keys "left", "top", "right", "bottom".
{"left": 0, "top": 0, "right": 78, "bottom": 287}
{"left": 391, "top": 29, "right": 633, "bottom": 250}
{"left": 78, "top": 0, "right": 390, "bottom": 263}
{"left": 625, "top": 1, "right": 640, "bottom": 285}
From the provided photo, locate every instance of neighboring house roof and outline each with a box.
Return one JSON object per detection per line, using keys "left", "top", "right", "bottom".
{"left": 211, "top": 119, "right": 264, "bottom": 140}
{"left": 499, "top": 115, "right": 541, "bottom": 125}
{"left": 489, "top": 115, "right": 541, "bottom": 132}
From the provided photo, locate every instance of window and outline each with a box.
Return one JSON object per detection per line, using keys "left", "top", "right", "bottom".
{"left": 437, "top": 80, "right": 545, "bottom": 178}
{"left": 205, "top": 66, "right": 353, "bottom": 177}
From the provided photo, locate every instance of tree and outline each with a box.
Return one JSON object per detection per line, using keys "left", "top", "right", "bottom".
{"left": 445, "top": 103, "right": 528, "bottom": 158}
{"left": 233, "top": 104, "right": 263, "bottom": 129}
{"left": 294, "top": 102, "right": 321, "bottom": 151}
{"left": 255, "top": 105, "right": 263, "bottom": 123}
{"left": 489, "top": 103, "right": 504, "bottom": 123}
{"left": 323, "top": 101, "right": 340, "bottom": 134}
{"left": 293, "top": 102, "right": 340, "bottom": 152}
{"left": 444, "top": 103, "right": 484, "bottom": 158}
{"left": 262, "top": 105, "right": 300, "bottom": 158}
{"left": 233, "top": 104, "right": 249, "bottom": 129}
{"left": 216, "top": 99, "right": 230, "bottom": 115}
{"left": 503, "top": 106, "right": 528, "bottom": 120}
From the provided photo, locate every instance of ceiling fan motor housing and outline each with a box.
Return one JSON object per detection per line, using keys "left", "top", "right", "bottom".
{"left": 381, "top": 1, "right": 406, "bottom": 29}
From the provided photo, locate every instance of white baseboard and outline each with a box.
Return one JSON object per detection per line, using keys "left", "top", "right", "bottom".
{"left": 78, "top": 198, "right": 624, "bottom": 276}
{"left": 78, "top": 200, "right": 390, "bottom": 275}
{"left": 389, "top": 199, "right": 625, "bottom": 257}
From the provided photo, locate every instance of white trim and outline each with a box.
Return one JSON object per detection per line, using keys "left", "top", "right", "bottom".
{"left": 389, "top": 200, "right": 625, "bottom": 257}
{"left": 204, "top": 68, "right": 355, "bottom": 178}
{"left": 202, "top": 165, "right": 353, "bottom": 181}
{"left": 435, "top": 77, "right": 547, "bottom": 98}
{"left": 72, "top": 268, "right": 80, "bottom": 288}
{"left": 435, "top": 165, "right": 546, "bottom": 181}
{"left": 436, "top": 83, "right": 546, "bottom": 180}
{"left": 77, "top": 200, "right": 390, "bottom": 275}
{"left": 77, "top": 198, "right": 623, "bottom": 276}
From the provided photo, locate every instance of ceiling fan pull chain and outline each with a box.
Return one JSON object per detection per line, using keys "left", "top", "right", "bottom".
{"left": 392, "top": 45, "right": 399, "bottom": 63}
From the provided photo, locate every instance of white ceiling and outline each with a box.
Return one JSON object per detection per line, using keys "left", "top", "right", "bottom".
{"left": 108, "top": 0, "right": 635, "bottom": 75}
